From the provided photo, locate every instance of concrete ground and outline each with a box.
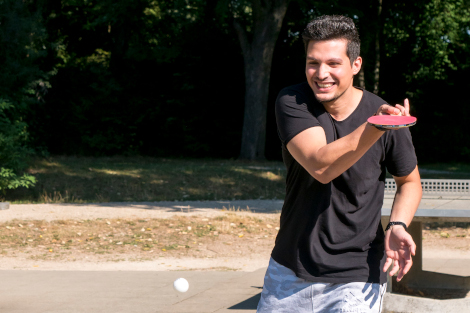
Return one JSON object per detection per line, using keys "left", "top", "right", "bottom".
{"left": 0, "top": 267, "right": 469, "bottom": 313}
{"left": 0, "top": 269, "right": 266, "bottom": 313}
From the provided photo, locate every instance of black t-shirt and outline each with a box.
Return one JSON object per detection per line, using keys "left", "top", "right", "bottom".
{"left": 272, "top": 82, "right": 417, "bottom": 284}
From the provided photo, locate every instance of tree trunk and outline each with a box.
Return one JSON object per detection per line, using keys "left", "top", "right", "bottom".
{"left": 235, "top": 0, "right": 288, "bottom": 160}
{"left": 373, "top": 0, "right": 382, "bottom": 94}
{"left": 358, "top": 66, "right": 365, "bottom": 89}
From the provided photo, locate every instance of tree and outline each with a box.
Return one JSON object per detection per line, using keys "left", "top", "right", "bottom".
{"left": 0, "top": 0, "right": 47, "bottom": 194}
{"left": 225, "top": 0, "right": 289, "bottom": 160}
{"left": 379, "top": 0, "right": 470, "bottom": 161}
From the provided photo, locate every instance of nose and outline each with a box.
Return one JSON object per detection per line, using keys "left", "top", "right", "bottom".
{"left": 316, "top": 64, "right": 329, "bottom": 80}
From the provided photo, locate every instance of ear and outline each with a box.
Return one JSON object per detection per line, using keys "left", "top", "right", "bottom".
{"left": 352, "top": 56, "right": 362, "bottom": 75}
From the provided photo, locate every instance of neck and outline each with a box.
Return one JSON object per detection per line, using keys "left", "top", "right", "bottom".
{"left": 322, "top": 85, "right": 363, "bottom": 121}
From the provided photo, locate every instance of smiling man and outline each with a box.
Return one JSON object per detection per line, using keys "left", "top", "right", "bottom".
{"left": 257, "top": 15, "right": 422, "bottom": 312}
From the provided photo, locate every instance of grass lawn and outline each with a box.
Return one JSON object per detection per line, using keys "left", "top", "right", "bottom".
{"left": 5, "top": 156, "right": 286, "bottom": 203}
{"left": 4, "top": 156, "right": 470, "bottom": 204}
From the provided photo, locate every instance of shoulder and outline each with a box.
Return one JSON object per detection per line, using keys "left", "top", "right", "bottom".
{"left": 275, "top": 82, "right": 322, "bottom": 144}
{"left": 277, "top": 82, "right": 314, "bottom": 105}
{"left": 360, "top": 88, "right": 389, "bottom": 109}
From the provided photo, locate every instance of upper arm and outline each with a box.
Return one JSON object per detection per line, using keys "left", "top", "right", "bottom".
{"left": 393, "top": 165, "right": 421, "bottom": 187}
{"left": 275, "top": 85, "right": 320, "bottom": 147}
{"left": 275, "top": 84, "right": 326, "bottom": 181}
{"left": 385, "top": 128, "right": 418, "bottom": 177}
{"left": 286, "top": 126, "right": 328, "bottom": 179}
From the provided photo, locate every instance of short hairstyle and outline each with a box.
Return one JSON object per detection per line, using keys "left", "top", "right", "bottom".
{"left": 302, "top": 15, "right": 360, "bottom": 65}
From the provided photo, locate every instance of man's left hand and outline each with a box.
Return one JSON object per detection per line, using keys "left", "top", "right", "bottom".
{"left": 382, "top": 225, "right": 416, "bottom": 282}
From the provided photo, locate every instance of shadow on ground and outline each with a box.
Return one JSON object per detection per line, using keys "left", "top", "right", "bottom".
{"left": 228, "top": 293, "right": 261, "bottom": 310}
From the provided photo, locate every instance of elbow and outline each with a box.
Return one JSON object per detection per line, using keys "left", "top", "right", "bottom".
{"left": 302, "top": 155, "right": 335, "bottom": 184}
{"left": 315, "top": 175, "right": 333, "bottom": 185}
{"left": 309, "top": 168, "right": 333, "bottom": 184}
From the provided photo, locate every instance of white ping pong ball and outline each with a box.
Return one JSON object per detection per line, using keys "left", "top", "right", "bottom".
{"left": 173, "top": 278, "right": 189, "bottom": 293}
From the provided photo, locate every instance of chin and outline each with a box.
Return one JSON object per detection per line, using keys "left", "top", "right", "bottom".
{"left": 314, "top": 89, "right": 347, "bottom": 104}
{"left": 314, "top": 93, "right": 337, "bottom": 104}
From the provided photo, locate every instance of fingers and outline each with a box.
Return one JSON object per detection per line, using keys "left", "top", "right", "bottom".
{"left": 376, "top": 99, "right": 410, "bottom": 117}
{"left": 383, "top": 257, "right": 393, "bottom": 273}
{"left": 403, "top": 234, "right": 417, "bottom": 256}
{"left": 386, "top": 106, "right": 400, "bottom": 115}
{"left": 397, "top": 258, "right": 413, "bottom": 282}
{"left": 394, "top": 104, "right": 405, "bottom": 116}
{"left": 404, "top": 98, "right": 410, "bottom": 115}
{"left": 377, "top": 104, "right": 400, "bottom": 116}
{"left": 389, "top": 259, "right": 400, "bottom": 277}
{"left": 394, "top": 99, "right": 411, "bottom": 116}
{"left": 410, "top": 240, "right": 416, "bottom": 256}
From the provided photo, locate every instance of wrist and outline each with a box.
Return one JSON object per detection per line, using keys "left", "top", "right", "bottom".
{"left": 385, "top": 221, "right": 408, "bottom": 232}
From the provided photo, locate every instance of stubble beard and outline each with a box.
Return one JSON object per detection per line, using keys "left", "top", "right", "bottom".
{"left": 314, "top": 88, "right": 348, "bottom": 105}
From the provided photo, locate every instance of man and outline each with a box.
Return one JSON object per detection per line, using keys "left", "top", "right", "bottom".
{"left": 257, "top": 15, "right": 422, "bottom": 312}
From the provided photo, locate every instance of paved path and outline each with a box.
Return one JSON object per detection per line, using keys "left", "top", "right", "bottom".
{"left": 2, "top": 194, "right": 469, "bottom": 222}
{"left": 0, "top": 269, "right": 265, "bottom": 313}
{"left": 1, "top": 269, "right": 469, "bottom": 313}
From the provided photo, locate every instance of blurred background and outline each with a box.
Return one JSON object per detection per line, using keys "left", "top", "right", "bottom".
{"left": 0, "top": 0, "right": 469, "bottom": 202}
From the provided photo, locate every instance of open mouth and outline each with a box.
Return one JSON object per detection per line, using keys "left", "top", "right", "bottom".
{"left": 315, "top": 82, "right": 335, "bottom": 91}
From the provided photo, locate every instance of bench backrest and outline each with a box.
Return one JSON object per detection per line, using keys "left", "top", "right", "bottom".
{"left": 385, "top": 179, "right": 470, "bottom": 194}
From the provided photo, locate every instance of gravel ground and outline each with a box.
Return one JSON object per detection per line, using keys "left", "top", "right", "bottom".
{"left": 1, "top": 201, "right": 469, "bottom": 276}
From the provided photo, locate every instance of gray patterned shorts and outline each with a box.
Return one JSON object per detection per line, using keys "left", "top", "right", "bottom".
{"left": 257, "top": 258, "right": 387, "bottom": 313}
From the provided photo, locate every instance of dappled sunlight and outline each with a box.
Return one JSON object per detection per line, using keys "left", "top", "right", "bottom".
{"left": 230, "top": 167, "right": 285, "bottom": 182}
{"left": 185, "top": 187, "right": 206, "bottom": 196}
{"left": 208, "top": 177, "right": 236, "bottom": 185}
{"left": 40, "top": 160, "right": 64, "bottom": 168}
{"left": 8, "top": 157, "right": 288, "bottom": 203}
{"left": 29, "top": 160, "right": 95, "bottom": 178}
{"left": 149, "top": 179, "right": 169, "bottom": 185}
{"left": 91, "top": 168, "right": 142, "bottom": 178}
{"left": 28, "top": 160, "right": 66, "bottom": 174}
{"left": 257, "top": 171, "right": 283, "bottom": 181}
{"left": 231, "top": 168, "right": 252, "bottom": 174}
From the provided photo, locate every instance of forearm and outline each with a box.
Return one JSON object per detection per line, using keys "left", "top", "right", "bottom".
{"left": 390, "top": 172, "right": 422, "bottom": 226}
{"left": 307, "top": 122, "right": 384, "bottom": 183}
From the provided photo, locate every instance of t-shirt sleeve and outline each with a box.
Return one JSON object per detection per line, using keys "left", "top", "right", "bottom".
{"left": 275, "top": 86, "right": 321, "bottom": 147}
{"left": 384, "top": 128, "right": 418, "bottom": 177}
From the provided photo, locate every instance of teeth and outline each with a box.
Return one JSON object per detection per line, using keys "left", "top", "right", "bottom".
{"left": 318, "top": 83, "right": 333, "bottom": 88}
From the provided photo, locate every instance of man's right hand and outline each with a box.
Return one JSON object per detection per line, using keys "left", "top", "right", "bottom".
{"left": 376, "top": 99, "right": 410, "bottom": 116}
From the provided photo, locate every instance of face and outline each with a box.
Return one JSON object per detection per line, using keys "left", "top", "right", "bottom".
{"left": 305, "top": 39, "right": 361, "bottom": 104}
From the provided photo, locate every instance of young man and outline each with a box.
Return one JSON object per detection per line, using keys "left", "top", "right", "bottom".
{"left": 257, "top": 15, "right": 422, "bottom": 312}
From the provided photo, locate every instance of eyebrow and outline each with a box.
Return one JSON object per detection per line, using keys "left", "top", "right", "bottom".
{"left": 306, "top": 57, "right": 343, "bottom": 63}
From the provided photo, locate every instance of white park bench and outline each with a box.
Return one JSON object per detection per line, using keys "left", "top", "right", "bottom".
{"left": 381, "top": 178, "right": 470, "bottom": 291}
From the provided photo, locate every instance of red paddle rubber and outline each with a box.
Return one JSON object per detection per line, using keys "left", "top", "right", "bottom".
{"left": 367, "top": 115, "right": 417, "bottom": 130}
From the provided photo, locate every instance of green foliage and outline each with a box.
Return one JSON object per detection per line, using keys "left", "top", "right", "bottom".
{"left": 7, "top": 0, "right": 468, "bottom": 163}
{"left": 0, "top": 0, "right": 47, "bottom": 191}
{"left": 383, "top": 0, "right": 470, "bottom": 82}
{"left": 0, "top": 100, "right": 30, "bottom": 169}
{"left": 379, "top": 0, "right": 470, "bottom": 162}
{"left": 35, "top": 0, "right": 244, "bottom": 157}
{"left": 0, "top": 99, "right": 37, "bottom": 192}
{"left": 0, "top": 168, "right": 36, "bottom": 192}
{"left": 0, "top": 98, "right": 36, "bottom": 192}
{"left": 413, "top": 0, "right": 470, "bottom": 80}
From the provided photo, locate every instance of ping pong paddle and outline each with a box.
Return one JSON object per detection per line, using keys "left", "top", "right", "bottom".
{"left": 367, "top": 115, "right": 417, "bottom": 130}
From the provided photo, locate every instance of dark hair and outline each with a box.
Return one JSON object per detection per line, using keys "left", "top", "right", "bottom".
{"left": 302, "top": 15, "right": 360, "bottom": 65}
